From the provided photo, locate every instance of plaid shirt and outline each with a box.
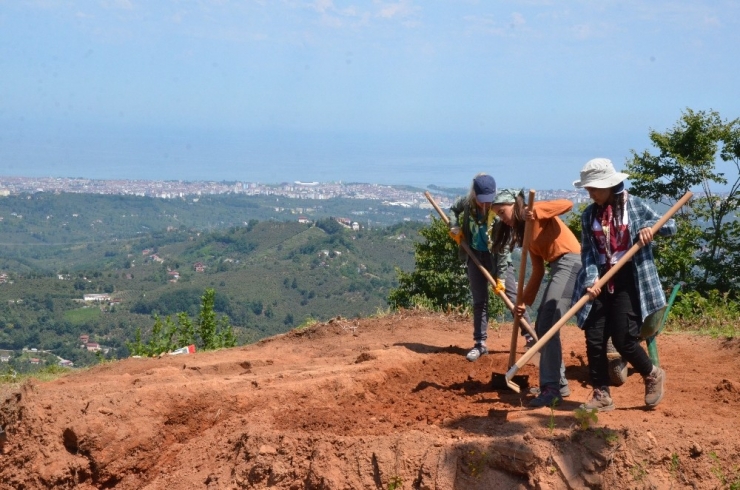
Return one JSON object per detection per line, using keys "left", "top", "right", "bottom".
{"left": 573, "top": 194, "right": 677, "bottom": 328}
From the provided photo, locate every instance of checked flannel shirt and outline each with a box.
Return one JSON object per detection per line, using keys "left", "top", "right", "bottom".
{"left": 572, "top": 194, "right": 677, "bottom": 328}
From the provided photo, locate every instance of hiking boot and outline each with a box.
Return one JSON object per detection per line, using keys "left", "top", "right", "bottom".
{"left": 529, "top": 385, "right": 562, "bottom": 408}
{"left": 644, "top": 366, "right": 666, "bottom": 407}
{"left": 466, "top": 344, "right": 488, "bottom": 362}
{"left": 530, "top": 383, "right": 570, "bottom": 398}
{"left": 580, "top": 387, "right": 615, "bottom": 412}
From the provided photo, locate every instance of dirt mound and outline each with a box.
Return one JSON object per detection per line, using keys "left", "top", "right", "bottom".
{"left": 2, "top": 311, "right": 740, "bottom": 489}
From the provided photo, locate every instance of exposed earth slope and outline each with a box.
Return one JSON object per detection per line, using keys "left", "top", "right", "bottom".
{"left": 1, "top": 311, "right": 739, "bottom": 489}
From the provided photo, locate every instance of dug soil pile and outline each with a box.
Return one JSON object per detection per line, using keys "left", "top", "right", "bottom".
{"left": 1, "top": 310, "right": 739, "bottom": 489}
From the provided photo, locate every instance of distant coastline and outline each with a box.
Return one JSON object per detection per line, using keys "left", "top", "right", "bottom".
{"left": 0, "top": 175, "right": 592, "bottom": 209}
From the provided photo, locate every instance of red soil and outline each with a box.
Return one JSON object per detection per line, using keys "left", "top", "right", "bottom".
{"left": 1, "top": 310, "right": 739, "bottom": 489}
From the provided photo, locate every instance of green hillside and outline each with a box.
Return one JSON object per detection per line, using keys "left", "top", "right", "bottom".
{"left": 0, "top": 193, "right": 425, "bottom": 369}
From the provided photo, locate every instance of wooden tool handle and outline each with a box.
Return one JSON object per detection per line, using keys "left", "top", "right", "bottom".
{"left": 508, "top": 190, "right": 536, "bottom": 366}
{"left": 423, "top": 191, "right": 537, "bottom": 339}
{"left": 507, "top": 191, "right": 693, "bottom": 376}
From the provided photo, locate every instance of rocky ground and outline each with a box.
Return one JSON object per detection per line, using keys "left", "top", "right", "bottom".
{"left": 1, "top": 310, "right": 739, "bottom": 489}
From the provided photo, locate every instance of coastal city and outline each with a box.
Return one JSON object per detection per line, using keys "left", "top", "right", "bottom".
{"left": 0, "top": 175, "right": 590, "bottom": 209}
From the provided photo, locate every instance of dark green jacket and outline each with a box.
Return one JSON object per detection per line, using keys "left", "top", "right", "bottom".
{"left": 450, "top": 196, "right": 512, "bottom": 278}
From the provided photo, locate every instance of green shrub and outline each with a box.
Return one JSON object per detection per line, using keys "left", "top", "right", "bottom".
{"left": 666, "top": 289, "right": 739, "bottom": 338}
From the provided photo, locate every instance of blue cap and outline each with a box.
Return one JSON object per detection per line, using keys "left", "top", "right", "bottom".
{"left": 473, "top": 174, "right": 496, "bottom": 203}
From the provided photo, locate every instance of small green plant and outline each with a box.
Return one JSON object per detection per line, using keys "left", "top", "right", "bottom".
{"left": 295, "top": 316, "right": 319, "bottom": 331}
{"left": 573, "top": 407, "right": 598, "bottom": 430}
{"left": 95, "top": 350, "right": 115, "bottom": 365}
{"left": 592, "top": 428, "right": 620, "bottom": 445}
{"left": 630, "top": 461, "right": 647, "bottom": 482}
{"left": 466, "top": 449, "right": 488, "bottom": 478}
{"left": 709, "top": 452, "right": 725, "bottom": 485}
{"left": 387, "top": 475, "right": 403, "bottom": 490}
{"left": 669, "top": 452, "right": 680, "bottom": 476}
{"left": 730, "top": 474, "right": 740, "bottom": 490}
{"left": 548, "top": 397, "right": 559, "bottom": 433}
{"left": 0, "top": 365, "right": 18, "bottom": 384}
{"left": 707, "top": 451, "right": 738, "bottom": 487}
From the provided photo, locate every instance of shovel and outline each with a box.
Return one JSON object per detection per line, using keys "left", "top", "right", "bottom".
{"left": 503, "top": 191, "right": 693, "bottom": 392}
{"left": 508, "top": 190, "right": 536, "bottom": 368}
{"left": 423, "top": 191, "right": 538, "bottom": 341}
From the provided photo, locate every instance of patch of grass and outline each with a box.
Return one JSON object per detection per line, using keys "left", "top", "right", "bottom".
{"left": 666, "top": 290, "right": 739, "bottom": 339}
{"left": 0, "top": 364, "right": 73, "bottom": 386}
{"left": 371, "top": 306, "right": 392, "bottom": 318}
{"left": 708, "top": 451, "right": 740, "bottom": 488}
{"left": 62, "top": 306, "right": 102, "bottom": 325}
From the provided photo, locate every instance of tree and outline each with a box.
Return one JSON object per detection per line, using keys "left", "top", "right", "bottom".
{"left": 626, "top": 108, "right": 740, "bottom": 295}
{"left": 127, "top": 288, "right": 236, "bottom": 356}
{"left": 388, "top": 217, "right": 505, "bottom": 319}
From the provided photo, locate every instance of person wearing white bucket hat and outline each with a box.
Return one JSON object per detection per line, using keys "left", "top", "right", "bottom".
{"left": 573, "top": 158, "right": 630, "bottom": 189}
{"left": 572, "top": 158, "right": 677, "bottom": 412}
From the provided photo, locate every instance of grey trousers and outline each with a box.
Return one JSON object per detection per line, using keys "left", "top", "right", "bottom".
{"left": 535, "top": 252, "right": 581, "bottom": 389}
{"left": 502, "top": 263, "right": 532, "bottom": 334}
{"left": 467, "top": 255, "right": 533, "bottom": 346}
{"left": 467, "top": 250, "right": 493, "bottom": 345}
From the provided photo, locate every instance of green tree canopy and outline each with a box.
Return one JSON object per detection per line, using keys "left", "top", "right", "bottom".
{"left": 626, "top": 108, "right": 740, "bottom": 295}
{"left": 388, "top": 216, "right": 504, "bottom": 319}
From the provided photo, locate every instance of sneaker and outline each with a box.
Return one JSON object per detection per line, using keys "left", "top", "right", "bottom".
{"left": 644, "top": 366, "right": 665, "bottom": 407}
{"left": 529, "top": 385, "right": 562, "bottom": 408}
{"left": 524, "top": 335, "right": 536, "bottom": 350}
{"left": 466, "top": 344, "right": 488, "bottom": 362}
{"left": 530, "top": 383, "right": 571, "bottom": 398}
{"left": 580, "top": 387, "right": 615, "bottom": 412}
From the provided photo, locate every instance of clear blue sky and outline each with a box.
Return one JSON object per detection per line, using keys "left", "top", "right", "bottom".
{"left": 1, "top": 1, "right": 738, "bottom": 189}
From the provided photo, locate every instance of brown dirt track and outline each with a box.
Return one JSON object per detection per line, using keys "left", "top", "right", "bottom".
{"left": 1, "top": 310, "right": 739, "bottom": 489}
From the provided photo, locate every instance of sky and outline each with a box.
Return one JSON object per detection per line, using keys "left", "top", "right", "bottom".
{"left": 1, "top": 0, "right": 739, "bottom": 189}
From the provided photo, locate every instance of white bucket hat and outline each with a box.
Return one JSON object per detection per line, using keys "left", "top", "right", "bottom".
{"left": 573, "top": 158, "right": 629, "bottom": 189}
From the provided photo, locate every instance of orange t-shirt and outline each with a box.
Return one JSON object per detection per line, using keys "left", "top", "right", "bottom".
{"left": 523, "top": 200, "right": 581, "bottom": 305}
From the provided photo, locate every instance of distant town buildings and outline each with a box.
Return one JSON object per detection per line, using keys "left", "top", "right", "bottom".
{"left": 0, "top": 176, "right": 592, "bottom": 211}
{"left": 83, "top": 294, "right": 111, "bottom": 302}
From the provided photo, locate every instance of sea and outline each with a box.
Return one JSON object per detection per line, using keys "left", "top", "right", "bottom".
{"left": 0, "top": 120, "right": 661, "bottom": 190}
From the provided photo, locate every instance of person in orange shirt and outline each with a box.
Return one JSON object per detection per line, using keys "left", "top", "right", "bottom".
{"left": 491, "top": 189, "right": 582, "bottom": 408}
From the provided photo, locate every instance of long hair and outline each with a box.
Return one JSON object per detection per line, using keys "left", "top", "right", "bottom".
{"left": 594, "top": 182, "right": 627, "bottom": 221}
{"left": 491, "top": 191, "right": 526, "bottom": 251}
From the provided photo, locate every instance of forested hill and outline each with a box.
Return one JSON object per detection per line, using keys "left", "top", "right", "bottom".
{"left": 0, "top": 192, "right": 426, "bottom": 370}
{"left": 0, "top": 191, "right": 433, "bottom": 247}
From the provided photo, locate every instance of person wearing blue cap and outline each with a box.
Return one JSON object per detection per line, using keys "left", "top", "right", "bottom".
{"left": 449, "top": 174, "right": 532, "bottom": 362}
